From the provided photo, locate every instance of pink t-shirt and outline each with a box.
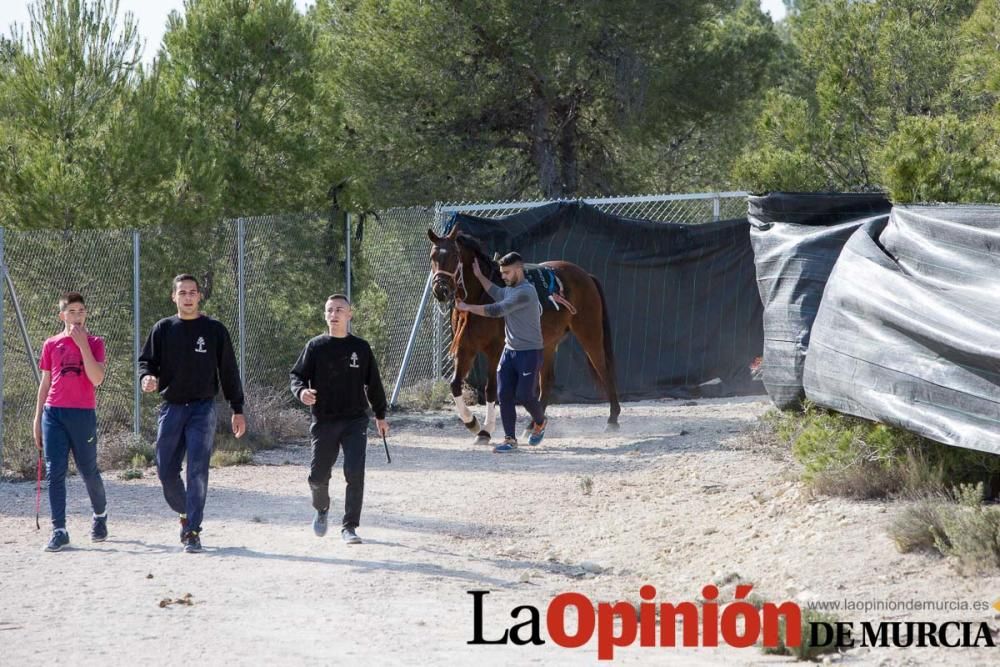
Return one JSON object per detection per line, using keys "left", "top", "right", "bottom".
{"left": 39, "top": 332, "right": 106, "bottom": 409}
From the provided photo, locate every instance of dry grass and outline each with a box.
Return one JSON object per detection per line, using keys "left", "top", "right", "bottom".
{"left": 99, "top": 430, "right": 155, "bottom": 471}
{"left": 211, "top": 449, "right": 255, "bottom": 468}
{"left": 890, "top": 483, "right": 1000, "bottom": 574}
{"left": 397, "top": 379, "right": 476, "bottom": 412}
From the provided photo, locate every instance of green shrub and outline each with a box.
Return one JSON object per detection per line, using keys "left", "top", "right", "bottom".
{"left": 100, "top": 431, "right": 155, "bottom": 471}
{"left": 889, "top": 495, "right": 949, "bottom": 553}
{"left": 761, "top": 404, "right": 1000, "bottom": 499}
{"left": 397, "top": 379, "right": 455, "bottom": 412}
{"left": 761, "top": 609, "right": 840, "bottom": 661}
{"left": 211, "top": 449, "right": 254, "bottom": 468}
{"left": 934, "top": 483, "right": 1000, "bottom": 574}
{"left": 891, "top": 484, "right": 1000, "bottom": 574}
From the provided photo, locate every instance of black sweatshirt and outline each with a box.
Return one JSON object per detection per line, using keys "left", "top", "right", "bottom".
{"left": 138, "top": 315, "right": 245, "bottom": 414}
{"left": 289, "top": 334, "right": 387, "bottom": 422}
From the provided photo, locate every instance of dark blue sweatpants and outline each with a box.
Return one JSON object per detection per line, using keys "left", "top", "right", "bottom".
{"left": 497, "top": 348, "right": 545, "bottom": 439}
{"left": 42, "top": 406, "right": 107, "bottom": 530}
{"left": 155, "top": 399, "right": 216, "bottom": 534}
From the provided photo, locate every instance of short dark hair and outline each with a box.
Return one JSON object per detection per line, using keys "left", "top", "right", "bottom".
{"left": 59, "top": 292, "right": 85, "bottom": 311}
{"left": 498, "top": 252, "right": 523, "bottom": 267}
{"left": 173, "top": 274, "right": 200, "bottom": 293}
{"left": 326, "top": 293, "right": 352, "bottom": 306}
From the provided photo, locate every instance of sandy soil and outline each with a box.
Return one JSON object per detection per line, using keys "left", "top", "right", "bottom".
{"left": 1, "top": 396, "right": 998, "bottom": 666}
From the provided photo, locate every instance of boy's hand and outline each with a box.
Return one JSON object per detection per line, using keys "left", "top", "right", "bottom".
{"left": 300, "top": 389, "right": 318, "bottom": 406}
{"left": 141, "top": 375, "right": 159, "bottom": 392}
{"left": 69, "top": 324, "right": 89, "bottom": 350}
{"left": 33, "top": 418, "right": 42, "bottom": 451}
{"left": 232, "top": 414, "right": 246, "bottom": 438}
{"left": 375, "top": 419, "right": 389, "bottom": 437}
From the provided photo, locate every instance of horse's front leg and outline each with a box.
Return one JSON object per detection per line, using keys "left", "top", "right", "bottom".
{"left": 479, "top": 341, "right": 503, "bottom": 445}
{"left": 450, "top": 345, "right": 482, "bottom": 437}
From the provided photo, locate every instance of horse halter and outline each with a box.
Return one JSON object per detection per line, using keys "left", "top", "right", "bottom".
{"left": 432, "top": 257, "right": 468, "bottom": 302}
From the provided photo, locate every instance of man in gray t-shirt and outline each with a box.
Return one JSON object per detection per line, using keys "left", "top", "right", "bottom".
{"left": 456, "top": 252, "right": 548, "bottom": 452}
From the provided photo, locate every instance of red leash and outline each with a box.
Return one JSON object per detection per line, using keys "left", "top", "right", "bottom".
{"left": 35, "top": 447, "right": 42, "bottom": 529}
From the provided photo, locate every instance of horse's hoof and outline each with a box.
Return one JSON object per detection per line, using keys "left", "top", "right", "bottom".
{"left": 475, "top": 431, "right": 491, "bottom": 446}
{"left": 464, "top": 417, "right": 482, "bottom": 434}
{"left": 605, "top": 422, "right": 620, "bottom": 432}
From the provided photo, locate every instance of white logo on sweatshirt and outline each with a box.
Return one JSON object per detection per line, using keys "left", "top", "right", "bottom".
{"left": 349, "top": 352, "right": 360, "bottom": 368}
{"left": 195, "top": 336, "right": 207, "bottom": 353}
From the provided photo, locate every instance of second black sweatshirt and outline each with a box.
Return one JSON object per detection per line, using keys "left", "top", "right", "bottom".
{"left": 289, "top": 334, "right": 387, "bottom": 422}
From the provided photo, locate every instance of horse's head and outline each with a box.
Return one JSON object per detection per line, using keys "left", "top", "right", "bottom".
{"left": 427, "top": 226, "right": 465, "bottom": 303}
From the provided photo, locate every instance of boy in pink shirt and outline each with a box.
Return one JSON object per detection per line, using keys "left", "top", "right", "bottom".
{"left": 33, "top": 292, "right": 108, "bottom": 552}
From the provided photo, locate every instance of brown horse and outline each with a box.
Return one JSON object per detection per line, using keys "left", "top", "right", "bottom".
{"left": 427, "top": 225, "right": 621, "bottom": 444}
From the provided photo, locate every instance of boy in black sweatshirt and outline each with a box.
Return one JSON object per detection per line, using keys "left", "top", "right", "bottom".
{"left": 138, "top": 274, "right": 246, "bottom": 553}
{"left": 290, "top": 293, "right": 389, "bottom": 545}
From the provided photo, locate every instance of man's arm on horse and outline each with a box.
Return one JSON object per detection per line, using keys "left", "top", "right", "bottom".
{"left": 472, "top": 258, "right": 500, "bottom": 296}
{"left": 458, "top": 286, "right": 532, "bottom": 318}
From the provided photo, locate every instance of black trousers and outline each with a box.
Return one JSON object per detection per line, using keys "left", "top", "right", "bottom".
{"left": 308, "top": 416, "right": 368, "bottom": 529}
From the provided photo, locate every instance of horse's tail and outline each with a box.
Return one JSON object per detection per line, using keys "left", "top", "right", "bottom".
{"left": 590, "top": 274, "right": 619, "bottom": 406}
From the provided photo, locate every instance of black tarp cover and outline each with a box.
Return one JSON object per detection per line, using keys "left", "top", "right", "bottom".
{"left": 451, "top": 201, "right": 764, "bottom": 402}
{"left": 804, "top": 206, "right": 1000, "bottom": 455}
{"left": 748, "top": 193, "right": 892, "bottom": 408}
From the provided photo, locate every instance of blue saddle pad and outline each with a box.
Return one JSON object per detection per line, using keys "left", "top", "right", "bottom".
{"left": 524, "top": 265, "right": 563, "bottom": 312}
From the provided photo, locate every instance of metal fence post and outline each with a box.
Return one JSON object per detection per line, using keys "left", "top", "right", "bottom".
{"left": 0, "top": 228, "right": 5, "bottom": 473}
{"left": 713, "top": 194, "right": 721, "bottom": 222}
{"left": 390, "top": 271, "right": 434, "bottom": 406}
{"left": 431, "top": 201, "right": 443, "bottom": 380}
{"left": 5, "top": 271, "right": 39, "bottom": 384}
{"left": 236, "top": 218, "right": 247, "bottom": 385}
{"left": 133, "top": 230, "right": 141, "bottom": 436}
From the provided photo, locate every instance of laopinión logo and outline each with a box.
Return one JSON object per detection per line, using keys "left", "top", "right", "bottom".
{"left": 467, "top": 586, "right": 998, "bottom": 660}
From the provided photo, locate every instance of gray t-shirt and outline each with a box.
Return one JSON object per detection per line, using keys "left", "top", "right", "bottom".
{"left": 484, "top": 281, "right": 544, "bottom": 351}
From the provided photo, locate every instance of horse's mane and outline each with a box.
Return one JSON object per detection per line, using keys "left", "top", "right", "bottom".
{"left": 450, "top": 232, "right": 503, "bottom": 357}
{"left": 455, "top": 232, "right": 502, "bottom": 282}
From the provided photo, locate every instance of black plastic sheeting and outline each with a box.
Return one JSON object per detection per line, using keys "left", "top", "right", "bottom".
{"left": 804, "top": 206, "right": 1000, "bottom": 455}
{"left": 748, "top": 193, "right": 892, "bottom": 408}
{"left": 452, "top": 201, "right": 765, "bottom": 402}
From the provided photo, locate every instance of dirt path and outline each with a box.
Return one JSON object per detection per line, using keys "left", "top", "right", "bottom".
{"left": 1, "top": 397, "right": 998, "bottom": 665}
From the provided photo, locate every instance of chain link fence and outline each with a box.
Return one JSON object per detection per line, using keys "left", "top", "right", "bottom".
{"left": 1, "top": 192, "right": 748, "bottom": 476}
{"left": 0, "top": 229, "right": 135, "bottom": 476}
{"left": 351, "top": 207, "right": 437, "bottom": 397}
{"left": 0, "top": 214, "right": 350, "bottom": 477}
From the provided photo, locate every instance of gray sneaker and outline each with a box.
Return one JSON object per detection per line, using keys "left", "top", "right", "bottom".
{"left": 182, "top": 530, "right": 203, "bottom": 553}
{"left": 341, "top": 527, "right": 362, "bottom": 545}
{"left": 313, "top": 509, "right": 329, "bottom": 537}
{"left": 91, "top": 513, "right": 108, "bottom": 542}
{"left": 45, "top": 529, "right": 70, "bottom": 552}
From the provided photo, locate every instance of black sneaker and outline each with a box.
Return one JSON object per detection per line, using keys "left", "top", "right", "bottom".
{"left": 313, "top": 509, "right": 328, "bottom": 537}
{"left": 341, "top": 527, "right": 362, "bottom": 545}
{"left": 91, "top": 514, "right": 108, "bottom": 542}
{"left": 45, "top": 529, "right": 70, "bottom": 552}
{"left": 182, "top": 530, "right": 203, "bottom": 553}
{"left": 178, "top": 515, "right": 189, "bottom": 543}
